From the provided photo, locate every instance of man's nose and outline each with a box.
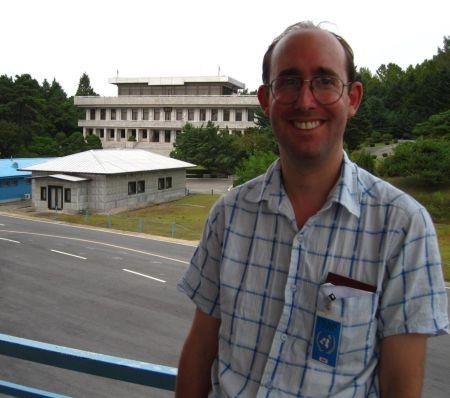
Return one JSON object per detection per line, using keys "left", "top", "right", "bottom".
{"left": 294, "top": 80, "right": 317, "bottom": 109}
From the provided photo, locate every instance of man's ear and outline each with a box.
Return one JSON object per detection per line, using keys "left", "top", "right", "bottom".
{"left": 347, "top": 81, "right": 363, "bottom": 118}
{"left": 257, "top": 85, "right": 270, "bottom": 117}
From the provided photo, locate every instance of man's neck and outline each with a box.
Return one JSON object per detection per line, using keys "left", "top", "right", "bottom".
{"left": 280, "top": 152, "right": 343, "bottom": 228}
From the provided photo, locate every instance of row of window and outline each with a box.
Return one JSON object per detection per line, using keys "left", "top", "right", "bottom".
{"left": 90, "top": 129, "right": 177, "bottom": 143}
{"left": 40, "top": 187, "right": 71, "bottom": 202}
{"left": 89, "top": 108, "right": 256, "bottom": 122}
{"left": 128, "top": 177, "right": 172, "bottom": 195}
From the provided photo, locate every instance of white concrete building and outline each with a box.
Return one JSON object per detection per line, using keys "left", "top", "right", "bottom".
{"left": 20, "top": 149, "right": 194, "bottom": 214}
{"left": 74, "top": 76, "right": 260, "bottom": 156}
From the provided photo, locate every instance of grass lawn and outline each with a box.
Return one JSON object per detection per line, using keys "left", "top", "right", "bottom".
{"left": 37, "top": 194, "right": 220, "bottom": 241}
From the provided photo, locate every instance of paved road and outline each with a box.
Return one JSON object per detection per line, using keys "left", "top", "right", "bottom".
{"left": 0, "top": 213, "right": 449, "bottom": 397}
{"left": 0, "top": 213, "right": 196, "bottom": 397}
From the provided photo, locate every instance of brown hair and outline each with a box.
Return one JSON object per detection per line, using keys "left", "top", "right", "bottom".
{"left": 262, "top": 21, "right": 356, "bottom": 84}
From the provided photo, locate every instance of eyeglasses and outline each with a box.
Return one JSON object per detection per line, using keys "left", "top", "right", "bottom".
{"left": 267, "top": 75, "right": 352, "bottom": 105}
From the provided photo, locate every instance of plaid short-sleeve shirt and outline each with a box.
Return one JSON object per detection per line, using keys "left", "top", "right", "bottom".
{"left": 178, "top": 153, "right": 449, "bottom": 397}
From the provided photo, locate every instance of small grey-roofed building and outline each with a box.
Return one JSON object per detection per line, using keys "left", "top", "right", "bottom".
{"left": 19, "top": 149, "right": 194, "bottom": 214}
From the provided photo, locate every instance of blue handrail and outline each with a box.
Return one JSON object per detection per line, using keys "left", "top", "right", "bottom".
{"left": 0, "top": 333, "right": 177, "bottom": 397}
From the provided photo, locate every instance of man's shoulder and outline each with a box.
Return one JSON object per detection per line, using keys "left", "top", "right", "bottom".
{"left": 354, "top": 165, "right": 425, "bottom": 217}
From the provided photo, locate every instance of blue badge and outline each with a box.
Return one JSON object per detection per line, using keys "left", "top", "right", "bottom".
{"left": 312, "top": 315, "right": 341, "bottom": 368}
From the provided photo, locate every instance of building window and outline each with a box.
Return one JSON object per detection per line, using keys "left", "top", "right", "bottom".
{"left": 132, "top": 109, "right": 138, "bottom": 120}
{"left": 90, "top": 109, "right": 96, "bottom": 120}
{"left": 164, "top": 109, "right": 172, "bottom": 121}
{"left": 41, "top": 187, "right": 47, "bottom": 201}
{"left": 152, "top": 130, "right": 160, "bottom": 142}
{"left": 158, "top": 178, "right": 165, "bottom": 190}
{"left": 176, "top": 130, "right": 181, "bottom": 140}
{"left": 247, "top": 108, "right": 255, "bottom": 122}
{"left": 64, "top": 188, "right": 71, "bottom": 203}
{"left": 120, "top": 129, "right": 126, "bottom": 139}
{"left": 165, "top": 177, "right": 172, "bottom": 189}
{"left": 154, "top": 109, "right": 160, "bottom": 120}
{"left": 176, "top": 109, "right": 183, "bottom": 121}
{"left": 223, "top": 109, "right": 230, "bottom": 121}
{"left": 142, "top": 130, "right": 147, "bottom": 140}
{"left": 99, "top": 129, "right": 104, "bottom": 138}
{"left": 111, "top": 109, "right": 116, "bottom": 120}
{"left": 128, "top": 181, "right": 137, "bottom": 195}
{"left": 137, "top": 180, "right": 145, "bottom": 193}
{"left": 235, "top": 110, "right": 242, "bottom": 122}
{"left": 109, "top": 129, "right": 115, "bottom": 139}
{"left": 211, "top": 109, "right": 218, "bottom": 121}
{"left": 143, "top": 108, "right": 149, "bottom": 120}
{"left": 121, "top": 108, "right": 127, "bottom": 120}
{"left": 199, "top": 109, "right": 206, "bottom": 121}
{"left": 165, "top": 130, "right": 171, "bottom": 142}
{"left": 188, "top": 109, "right": 195, "bottom": 121}
{"left": 100, "top": 109, "right": 106, "bottom": 120}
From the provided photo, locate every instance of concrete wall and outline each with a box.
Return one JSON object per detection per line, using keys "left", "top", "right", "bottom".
{"left": 31, "top": 174, "right": 88, "bottom": 213}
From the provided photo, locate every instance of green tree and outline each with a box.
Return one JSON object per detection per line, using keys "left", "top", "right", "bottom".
{"left": 412, "top": 109, "right": 450, "bottom": 138}
{"left": 27, "top": 134, "right": 60, "bottom": 157}
{"left": 0, "top": 121, "right": 21, "bottom": 157}
{"left": 75, "top": 73, "right": 98, "bottom": 96}
{"left": 234, "top": 151, "right": 278, "bottom": 185}
{"left": 85, "top": 133, "right": 103, "bottom": 150}
{"left": 62, "top": 132, "right": 87, "bottom": 155}
{"left": 171, "top": 122, "right": 245, "bottom": 175}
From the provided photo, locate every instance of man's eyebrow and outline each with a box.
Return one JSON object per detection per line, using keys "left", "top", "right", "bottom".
{"left": 277, "top": 68, "right": 301, "bottom": 77}
{"left": 313, "top": 67, "right": 339, "bottom": 77}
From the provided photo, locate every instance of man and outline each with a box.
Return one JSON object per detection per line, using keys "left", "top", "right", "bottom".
{"left": 176, "top": 21, "right": 449, "bottom": 397}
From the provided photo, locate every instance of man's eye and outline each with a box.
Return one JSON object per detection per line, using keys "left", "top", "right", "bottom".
{"left": 280, "top": 77, "right": 299, "bottom": 88}
{"left": 317, "top": 77, "right": 334, "bottom": 85}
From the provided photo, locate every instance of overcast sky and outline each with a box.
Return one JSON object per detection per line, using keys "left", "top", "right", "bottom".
{"left": 2, "top": 0, "right": 448, "bottom": 97}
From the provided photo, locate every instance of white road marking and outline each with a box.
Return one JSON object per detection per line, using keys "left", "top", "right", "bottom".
{"left": 0, "top": 237, "right": 20, "bottom": 244}
{"left": 445, "top": 286, "right": 450, "bottom": 290}
{"left": 123, "top": 268, "right": 166, "bottom": 283}
{"left": 0, "top": 223, "right": 5, "bottom": 226}
{"left": 0, "top": 229, "right": 189, "bottom": 265}
{"left": 50, "top": 249, "right": 87, "bottom": 260}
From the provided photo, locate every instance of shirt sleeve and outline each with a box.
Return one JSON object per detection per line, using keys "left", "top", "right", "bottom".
{"left": 378, "top": 207, "right": 449, "bottom": 338}
{"left": 177, "top": 199, "right": 224, "bottom": 319}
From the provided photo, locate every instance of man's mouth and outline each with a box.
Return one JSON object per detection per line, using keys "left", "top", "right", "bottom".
{"left": 293, "top": 120, "right": 322, "bottom": 130}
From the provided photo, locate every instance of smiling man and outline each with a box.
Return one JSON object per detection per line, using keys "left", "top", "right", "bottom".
{"left": 176, "top": 21, "right": 449, "bottom": 397}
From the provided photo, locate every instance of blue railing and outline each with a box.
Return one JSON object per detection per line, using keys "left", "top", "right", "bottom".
{"left": 0, "top": 333, "right": 177, "bottom": 397}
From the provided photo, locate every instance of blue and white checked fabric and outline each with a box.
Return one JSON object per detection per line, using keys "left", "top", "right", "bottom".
{"left": 178, "top": 153, "right": 449, "bottom": 397}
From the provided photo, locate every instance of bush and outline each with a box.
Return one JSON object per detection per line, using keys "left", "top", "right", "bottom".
{"left": 380, "top": 138, "right": 450, "bottom": 185}
{"left": 350, "top": 149, "right": 376, "bottom": 174}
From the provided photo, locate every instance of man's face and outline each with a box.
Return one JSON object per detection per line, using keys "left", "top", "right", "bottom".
{"left": 258, "top": 29, "right": 362, "bottom": 168}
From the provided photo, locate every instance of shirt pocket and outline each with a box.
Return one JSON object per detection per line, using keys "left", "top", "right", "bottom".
{"left": 316, "top": 284, "right": 379, "bottom": 371}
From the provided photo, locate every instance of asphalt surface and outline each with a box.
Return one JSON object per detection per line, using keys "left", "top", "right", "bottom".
{"left": 0, "top": 212, "right": 449, "bottom": 397}
{"left": 0, "top": 213, "right": 196, "bottom": 397}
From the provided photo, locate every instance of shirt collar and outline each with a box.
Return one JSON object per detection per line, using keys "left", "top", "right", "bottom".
{"left": 243, "top": 152, "right": 361, "bottom": 219}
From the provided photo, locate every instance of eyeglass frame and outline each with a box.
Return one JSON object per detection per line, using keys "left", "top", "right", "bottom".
{"left": 266, "top": 75, "right": 353, "bottom": 106}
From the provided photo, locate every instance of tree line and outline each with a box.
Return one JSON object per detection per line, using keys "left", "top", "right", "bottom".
{"left": 0, "top": 73, "right": 101, "bottom": 158}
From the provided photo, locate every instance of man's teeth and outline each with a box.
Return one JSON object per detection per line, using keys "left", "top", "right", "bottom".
{"left": 294, "top": 120, "right": 321, "bottom": 130}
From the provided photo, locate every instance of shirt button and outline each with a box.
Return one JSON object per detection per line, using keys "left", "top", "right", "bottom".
{"left": 281, "top": 333, "right": 288, "bottom": 341}
{"left": 290, "top": 284, "right": 297, "bottom": 292}
{"left": 265, "top": 382, "right": 272, "bottom": 389}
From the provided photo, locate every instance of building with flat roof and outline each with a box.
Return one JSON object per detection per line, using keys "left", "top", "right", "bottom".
{"left": 74, "top": 76, "right": 260, "bottom": 156}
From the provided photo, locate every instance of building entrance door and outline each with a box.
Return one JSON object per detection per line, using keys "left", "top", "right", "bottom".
{"left": 48, "top": 186, "right": 63, "bottom": 210}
